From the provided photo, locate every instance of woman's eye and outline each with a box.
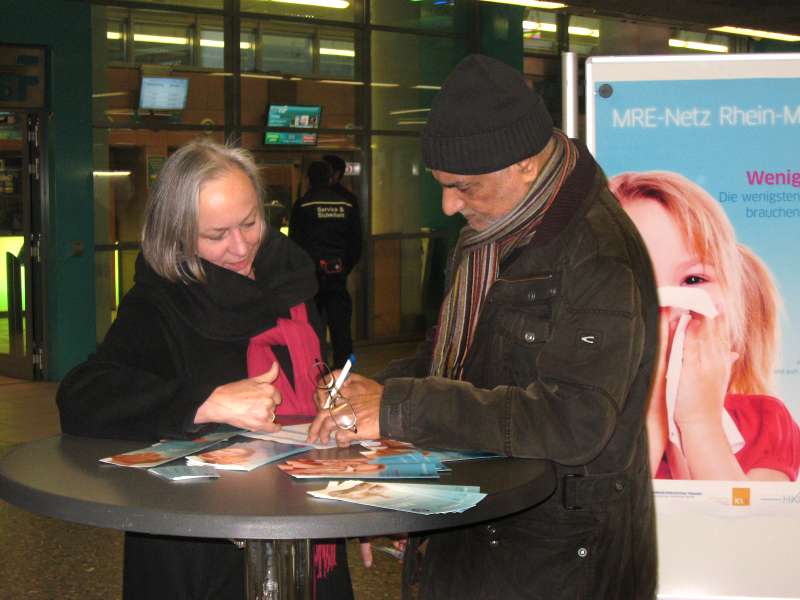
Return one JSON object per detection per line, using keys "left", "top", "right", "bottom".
{"left": 243, "top": 220, "right": 257, "bottom": 229}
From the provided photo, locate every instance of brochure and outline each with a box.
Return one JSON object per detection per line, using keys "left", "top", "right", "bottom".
{"left": 186, "top": 439, "right": 311, "bottom": 471}
{"left": 308, "top": 480, "right": 487, "bottom": 514}
{"left": 360, "top": 440, "right": 503, "bottom": 464}
{"left": 240, "top": 422, "right": 343, "bottom": 450}
{"left": 100, "top": 430, "right": 244, "bottom": 468}
{"left": 147, "top": 465, "right": 220, "bottom": 481}
{"left": 278, "top": 457, "right": 439, "bottom": 479}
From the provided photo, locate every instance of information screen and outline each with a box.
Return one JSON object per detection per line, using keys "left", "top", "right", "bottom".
{"left": 266, "top": 104, "right": 321, "bottom": 128}
{"left": 139, "top": 77, "right": 189, "bottom": 111}
{"left": 264, "top": 131, "right": 318, "bottom": 146}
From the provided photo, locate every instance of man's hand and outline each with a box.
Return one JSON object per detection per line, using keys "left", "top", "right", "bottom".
{"left": 308, "top": 374, "right": 383, "bottom": 446}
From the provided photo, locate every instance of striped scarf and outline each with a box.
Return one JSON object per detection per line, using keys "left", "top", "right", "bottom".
{"left": 430, "top": 131, "right": 576, "bottom": 379}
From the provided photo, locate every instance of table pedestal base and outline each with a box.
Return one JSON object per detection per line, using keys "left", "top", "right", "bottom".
{"left": 244, "top": 539, "right": 312, "bottom": 600}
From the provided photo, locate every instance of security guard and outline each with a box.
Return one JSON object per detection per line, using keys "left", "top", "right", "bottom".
{"left": 289, "top": 160, "right": 362, "bottom": 368}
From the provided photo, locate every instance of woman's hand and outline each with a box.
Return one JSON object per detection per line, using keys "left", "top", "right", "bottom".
{"left": 194, "top": 361, "right": 283, "bottom": 433}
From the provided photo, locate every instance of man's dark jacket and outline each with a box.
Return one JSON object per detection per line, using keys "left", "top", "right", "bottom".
{"left": 378, "top": 142, "right": 659, "bottom": 599}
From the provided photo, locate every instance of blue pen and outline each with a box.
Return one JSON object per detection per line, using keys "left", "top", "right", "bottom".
{"left": 323, "top": 353, "right": 356, "bottom": 409}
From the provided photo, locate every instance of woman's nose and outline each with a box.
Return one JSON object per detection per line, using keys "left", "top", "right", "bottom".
{"left": 229, "top": 228, "right": 249, "bottom": 255}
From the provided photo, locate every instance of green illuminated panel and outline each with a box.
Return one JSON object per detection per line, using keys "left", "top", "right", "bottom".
{"left": 0, "top": 236, "right": 24, "bottom": 312}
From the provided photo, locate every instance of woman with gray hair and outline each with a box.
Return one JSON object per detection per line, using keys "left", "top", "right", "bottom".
{"left": 57, "top": 139, "right": 354, "bottom": 599}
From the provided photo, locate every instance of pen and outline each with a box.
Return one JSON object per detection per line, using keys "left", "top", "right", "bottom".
{"left": 323, "top": 353, "right": 355, "bottom": 409}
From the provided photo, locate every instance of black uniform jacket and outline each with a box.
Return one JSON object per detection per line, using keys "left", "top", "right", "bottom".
{"left": 377, "top": 141, "right": 659, "bottom": 600}
{"left": 289, "top": 184, "right": 362, "bottom": 275}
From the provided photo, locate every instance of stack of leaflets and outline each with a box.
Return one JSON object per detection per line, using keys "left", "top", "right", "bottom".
{"left": 100, "top": 430, "right": 244, "bottom": 469}
{"left": 309, "top": 480, "right": 487, "bottom": 515}
{"left": 186, "top": 439, "right": 311, "bottom": 472}
{"left": 359, "top": 439, "right": 503, "bottom": 472}
{"left": 278, "top": 456, "right": 439, "bottom": 479}
{"left": 148, "top": 465, "right": 220, "bottom": 481}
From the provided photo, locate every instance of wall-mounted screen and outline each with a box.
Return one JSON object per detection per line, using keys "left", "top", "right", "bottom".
{"left": 139, "top": 76, "right": 189, "bottom": 111}
{"left": 265, "top": 104, "right": 321, "bottom": 145}
{"left": 266, "top": 104, "right": 321, "bottom": 128}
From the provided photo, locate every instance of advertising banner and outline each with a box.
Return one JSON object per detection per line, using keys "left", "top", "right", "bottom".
{"left": 587, "top": 53, "right": 800, "bottom": 599}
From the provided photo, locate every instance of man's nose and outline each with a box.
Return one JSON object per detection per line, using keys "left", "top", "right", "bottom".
{"left": 441, "top": 189, "right": 463, "bottom": 216}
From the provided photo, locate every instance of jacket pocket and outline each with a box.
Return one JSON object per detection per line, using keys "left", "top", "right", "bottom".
{"left": 502, "top": 504, "right": 599, "bottom": 598}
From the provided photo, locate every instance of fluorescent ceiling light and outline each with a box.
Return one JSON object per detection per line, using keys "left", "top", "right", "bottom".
{"left": 242, "top": 73, "right": 285, "bottom": 80}
{"left": 371, "top": 82, "right": 400, "bottom": 88}
{"left": 412, "top": 84, "right": 442, "bottom": 90}
{"left": 522, "top": 21, "right": 599, "bottom": 37}
{"left": 523, "top": 21, "right": 557, "bottom": 33}
{"left": 319, "top": 48, "right": 355, "bottom": 57}
{"left": 133, "top": 33, "right": 187, "bottom": 45}
{"left": 92, "top": 92, "right": 128, "bottom": 99}
{"left": 389, "top": 108, "right": 431, "bottom": 116}
{"left": 710, "top": 26, "right": 800, "bottom": 42}
{"left": 568, "top": 26, "right": 599, "bottom": 38}
{"left": 669, "top": 39, "right": 728, "bottom": 53}
{"left": 319, "top": 79, "right": 364, "bottom": 85}
{"left": 268, "top": 0, "right": 350, "bottom": 8}
{"left": 481, "top": 0, "right": 566, "bottom": 8}
{"left": 108, "top": 32, "right": 253, "bottom": 49}
{"left": 93, "top": 171, "right": 131, "bottom": 177}
{"left": 200, "top": 39, "right": 254, "bottom": 50}
{"left": 398, "top": 120, "right": 428, "bottom": 126}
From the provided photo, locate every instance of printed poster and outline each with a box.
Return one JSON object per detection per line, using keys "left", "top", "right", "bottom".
{"left": 587, "top": 55, "right": 800, "bottom": 599}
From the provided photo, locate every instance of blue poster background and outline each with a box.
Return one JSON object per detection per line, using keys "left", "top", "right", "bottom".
{"left": 594, "top": 77, "right": 800, "bottom": 422}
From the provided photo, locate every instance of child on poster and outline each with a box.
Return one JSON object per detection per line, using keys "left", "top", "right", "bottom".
{"left": 610, "top": 170, "right": 800, "bottom": 481}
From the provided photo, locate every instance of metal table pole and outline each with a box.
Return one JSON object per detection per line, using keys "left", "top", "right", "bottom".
{"left": 243, "top": 539, "right": 312, "bottom": 600}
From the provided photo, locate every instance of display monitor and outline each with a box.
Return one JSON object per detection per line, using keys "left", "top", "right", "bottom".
{"left": 265, "top": 104, "right": 321, "bottom": 145}
{"left": 139, "top": 76, "right": 189, "bottom": 111}
{"left": 267, "top": 104, "right": 321, "bottom": 128}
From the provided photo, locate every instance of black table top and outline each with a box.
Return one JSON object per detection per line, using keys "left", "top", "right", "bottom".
{"left": 0, "top": 435, "right": 555, "bottom": 540}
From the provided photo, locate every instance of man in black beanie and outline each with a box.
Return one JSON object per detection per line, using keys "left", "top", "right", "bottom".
{"left": 310, "top": 54, "right": 658, "bottom": 599}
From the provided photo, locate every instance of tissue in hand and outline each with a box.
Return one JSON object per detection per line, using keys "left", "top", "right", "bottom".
{"left": 656, "top": 286, "right": 743, "bottom": 454}
{"left": 658, "top": 286, "right": 718, "bottom": 317}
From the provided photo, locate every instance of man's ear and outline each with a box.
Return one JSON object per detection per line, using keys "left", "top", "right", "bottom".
{"left": 515, "top": 157, "right": 534, "bottom": 173}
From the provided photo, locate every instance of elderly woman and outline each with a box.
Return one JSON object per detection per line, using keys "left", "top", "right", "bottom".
{"left": 57, "top": 139, "right": 353, "bottom": 599}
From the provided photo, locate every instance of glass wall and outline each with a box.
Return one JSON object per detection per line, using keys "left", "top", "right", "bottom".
{"left": 90, "top": 0, "right": 469, "bottom": 342}
{"left": 89, "top": 1, "right": 749, "bottom": 342}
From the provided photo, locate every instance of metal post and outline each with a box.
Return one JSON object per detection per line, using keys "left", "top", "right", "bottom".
{"left": 561, "top": 51, "right": 579, "bottom": 138}
{"left": 244, "top": 539, "right": 312, "bottom": 600}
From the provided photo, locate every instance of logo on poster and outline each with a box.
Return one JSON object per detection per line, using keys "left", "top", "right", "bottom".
{"left": 732, "top": 487, "right": 751, "bottom": 506}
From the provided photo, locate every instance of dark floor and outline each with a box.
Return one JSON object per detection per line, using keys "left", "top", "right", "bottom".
{"left": 0, "top": 340, "right": 419, "bottom": 600}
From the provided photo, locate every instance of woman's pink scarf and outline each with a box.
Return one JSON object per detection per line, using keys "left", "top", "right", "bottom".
{"left": 246, "top": 303, "right": 319, "bottom": 417}
{"left": 246, "top": 303, "right": 337, "bottom": 592}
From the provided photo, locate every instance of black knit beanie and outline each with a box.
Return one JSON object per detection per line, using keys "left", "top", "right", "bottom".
{"left": 422, "top": 54, "right": 554, "bottom": 175}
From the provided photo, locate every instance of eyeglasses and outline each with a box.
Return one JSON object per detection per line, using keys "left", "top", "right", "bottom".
{"left": 310, "top": 360, "right": 358, "bottom": 434}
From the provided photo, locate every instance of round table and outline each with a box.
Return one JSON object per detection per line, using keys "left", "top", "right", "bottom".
{"left": 0, "top": 435, "right": 555, "bottom": 599}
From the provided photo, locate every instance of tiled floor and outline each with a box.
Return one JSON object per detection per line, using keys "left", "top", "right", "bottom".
{"left": 0, "top": 341, "right": 419, "bottom": 600}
